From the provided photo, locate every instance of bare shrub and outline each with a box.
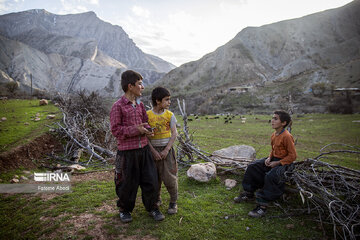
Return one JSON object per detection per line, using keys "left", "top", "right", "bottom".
{"left": 52, "top": 90, "right": 117, "bottom": 166}
{"left": 5, "top": 81, "right": 19, "bottom": 94}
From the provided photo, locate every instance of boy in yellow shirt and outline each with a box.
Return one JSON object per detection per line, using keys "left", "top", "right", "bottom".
{"left": 147, "top": 87, "right": 178, "bottom": 214}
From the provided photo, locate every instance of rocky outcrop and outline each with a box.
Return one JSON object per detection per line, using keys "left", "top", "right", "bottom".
{"left": 156, "top": 0, "right": 360, "bottom": 114}
{"left": 0, "top": 9, "right": 175, "bottom": 95}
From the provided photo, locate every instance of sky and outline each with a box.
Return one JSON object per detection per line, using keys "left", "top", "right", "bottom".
{"left": 0, "top": 0, "right": 354, "bottom": 66}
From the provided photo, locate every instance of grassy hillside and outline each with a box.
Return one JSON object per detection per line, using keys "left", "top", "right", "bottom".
{"left": 0, "top": 100, "right": 359, "bottom": 239}
{"left": 0, "top": 99, "right": 61, "bottom": 152}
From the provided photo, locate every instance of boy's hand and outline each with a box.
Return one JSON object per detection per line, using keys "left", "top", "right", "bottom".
{"left": 152, "top": 150, "right": 162, "bottom": 161}
{"left": 160, "top": 148, "right": 170, "bottom": 160}
{"left": 137, "top": 123, "right": 154, "bottom": 137}
{"left": 265, "top": 157, "right": 271, "bottom": 166}
{"left": 268, "top": 161, "right": 281, "bottom": 168}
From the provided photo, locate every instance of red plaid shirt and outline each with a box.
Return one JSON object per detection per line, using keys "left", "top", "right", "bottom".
{"left": 110, "top": 96, "right": 150, "bottom": 151}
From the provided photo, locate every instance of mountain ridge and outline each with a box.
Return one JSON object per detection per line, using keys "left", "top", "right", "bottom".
{"left": 0, "top": 9, "right": 175, "bottom": 96}
{"left": 154, "top": 0, "right": 360, "bottom": 114}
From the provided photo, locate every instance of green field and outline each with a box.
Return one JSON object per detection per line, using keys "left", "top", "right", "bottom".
{"left": 0, "top": 99, "right": 359, "bottom": 239}
{"left": 0, "top": 99, "right": 61, "bottom": 152}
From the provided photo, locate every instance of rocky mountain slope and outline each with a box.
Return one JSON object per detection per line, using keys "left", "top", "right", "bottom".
{"left": 0, "top": 9, "right": 175, "bottom": 96}
{"left": 155, "top": 0, "right": 360, "bottom": 114}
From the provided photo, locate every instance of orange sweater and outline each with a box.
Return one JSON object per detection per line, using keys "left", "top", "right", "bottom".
{"left": 269, "top": 130, "right": 297, "bottom": 165}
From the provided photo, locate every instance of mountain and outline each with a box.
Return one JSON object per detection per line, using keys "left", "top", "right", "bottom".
{"left": 0, "top": 9, "right": 175, "bottom": 96}
{"left": 155, "top": 0, "right": 360, "bottom": 114}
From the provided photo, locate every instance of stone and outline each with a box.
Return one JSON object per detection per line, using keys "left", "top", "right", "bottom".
{"left": 39, "top": 99, "right": 48, "bottom": 105}
{"left": 24, "top": 122, "right": 29, "bottom": 125}
{"left": 187, "top": 162, "right": 216, "bottom": 182}
{"left": 34, "top": 117, "right": 41, "bottom": 121}
{"left": 10, "top": 178, "right": 19, "bottom": 183}
{"left": 224, "top": 179, "right": 237, "bottom": 189}
{"left": 68, "top": 164, "right": 86, "bottom": 171}
{"left": 286, "top": 224, "right": 295, "bottom": 229}
{"left": 46, "top": 114, "right": 56, "bottom": 119}
{"left": 1, "top": 117, "right": 6, "bottom": 121}
{"left": 210, "top": 145, "right": 256, "bottom": 166}
{"left": 20, "top": 176, "right": 29, "bottom": 181}
{"left": 23, "top": 170, "right": 31, "bottom": 175}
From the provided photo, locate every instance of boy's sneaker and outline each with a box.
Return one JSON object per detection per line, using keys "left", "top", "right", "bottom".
{"left": 234, "top": 192, "right": 254, "bottom": 203}
{"left": 119, "top": 211, "right": 132, "bottom": 223}
{"left": 248, "top": 205, "right": 267, "bottom": 218}
{"left": 149, "top": 209, "right": 165, "bottom": 221}
{"left": 167, "top": 202, "right": 178, "bottom": 215}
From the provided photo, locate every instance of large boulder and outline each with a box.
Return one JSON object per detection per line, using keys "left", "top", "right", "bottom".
{"left": 187, "top": 162, "right": 216, "bottom": 182}
{"left": 210, "top": 145, "right": 256, "bottom": 169}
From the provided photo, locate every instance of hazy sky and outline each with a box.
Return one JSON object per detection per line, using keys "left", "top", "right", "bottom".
{"left": 0, "top": 0, "right": 353, "bottom": 66}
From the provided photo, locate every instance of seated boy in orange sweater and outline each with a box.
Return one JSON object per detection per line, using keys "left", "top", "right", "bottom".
{"left": 234, "top": 110, "right": 297, "bottom": 217}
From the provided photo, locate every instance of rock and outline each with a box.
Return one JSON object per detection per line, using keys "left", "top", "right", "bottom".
{"left": 35, "top": 113, "right": 40, "bottom": 117}
{"left": 224, "top": 179, "right": 237, "bottom": 189}
{"left": 210, "top": 145, "right": 256, "bottom": 165}
{"left": 23, "top": 170, "right": 31, "bottom": 175}
{"left": 46, "top": 114, "right": 56, "bottom": 119}
{"left": 1, "top": 117, "right": 6, "bottom": 121}
{"left": 286, "top": 224, "right": 295, "bottom": 229}
{"left": 20, "top": 176, "right": 29, "bottom": 181}
{"left": 10, "top": 178, "right": 19, "bottom": 183}
{"left": 187, "top": 162, "right": 216, "bottom": 182}
{"left": 13, "top": 175, "right": 19, "bottom": 178}
{"left": 39, "top": 99, "right": 48, "bottom": 105}
{"left": 68, "top": 164, "right": 86, "bottom": 171}
{"left": 34, "top": 117, "right": 41, "bottom": 121}
{"left": 24, "top": 122, "right": 29, "bottom": 125}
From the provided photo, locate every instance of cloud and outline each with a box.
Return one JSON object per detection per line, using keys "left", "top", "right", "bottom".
{"left": 86, "top": 0, "right": 99, "bottom": 5}
{"left": 0, "top": 0, "right": 9, "bottom": 13}
{"left": 131, "top": 5, "right": 150, "bottom": 18}
{"left": 59, "top": 0, "right": 88, "bottom": 14}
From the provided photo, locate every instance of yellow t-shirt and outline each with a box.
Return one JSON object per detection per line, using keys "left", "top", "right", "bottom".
{"left": 147, "top": 109, "right": 176, "bottom": 146}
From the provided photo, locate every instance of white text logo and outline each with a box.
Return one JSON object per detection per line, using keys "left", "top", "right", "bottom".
{"left": 34, "top": 173, "right": 70, "bottom": 182}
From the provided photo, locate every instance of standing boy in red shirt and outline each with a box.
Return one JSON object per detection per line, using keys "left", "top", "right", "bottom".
{"left": 110, "top": 70, "right": 165, "bottom": 223}
{"left": 234, "top": 110, "right": 297, "bottom": 217}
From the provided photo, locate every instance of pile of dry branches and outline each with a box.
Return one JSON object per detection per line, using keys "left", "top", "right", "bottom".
{"left": 285, "top": 144, "right": 360, "bottom": 240}
{"left": 50, "top": 90, "right": 116, "bottom": 166}
{"left": 176, "top": 99, "right": 360, "bottom": 239}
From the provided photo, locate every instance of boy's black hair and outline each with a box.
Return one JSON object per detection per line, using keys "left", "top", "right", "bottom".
{"left": 151, "top": 87, "right": 170, "bottom": 106}
{"left": 274, "top": 110, "right": 291, "bottom": 128}
{"left": 121, "top": 70, "right": 143, "bottom": 92}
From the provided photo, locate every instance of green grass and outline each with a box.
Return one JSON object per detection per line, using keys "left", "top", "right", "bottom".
{"left": 186, "top": 113, "right": 360, "bottom": 169}
{"left": 0, "top": 99, "right": 61, "bottom": 152}
{"left": 0, "top": 99, "right": 359, "bottom": 239}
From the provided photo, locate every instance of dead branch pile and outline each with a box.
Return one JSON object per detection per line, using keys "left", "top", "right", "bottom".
{"left": 285, "top": 144, "right": 360, "bottom": 240}
{"left": 50, "top": 90, "right": 117, "bottom": 166}
{"left": 176, "top": 99, "right": 360, "bottom": 239}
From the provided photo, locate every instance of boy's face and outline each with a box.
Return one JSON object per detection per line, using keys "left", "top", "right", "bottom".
{"left": 271, "top": 114, "right": 287, "bottom": 130}
{"left": 128, "top": 79, "right": 144, "bottom": 97}
{"left": 156, "top": 96, "right": 171, "bottom": 110}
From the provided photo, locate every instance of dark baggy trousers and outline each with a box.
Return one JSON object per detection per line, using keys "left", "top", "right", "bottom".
{"left": 242, "top": 157, "right": 293, "bottom": 203}
{"left": 153, "top": 146, "right": 178, "bottom": 203}
{"left": 114, "top": 145, "right": 159, "bottom": 212}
